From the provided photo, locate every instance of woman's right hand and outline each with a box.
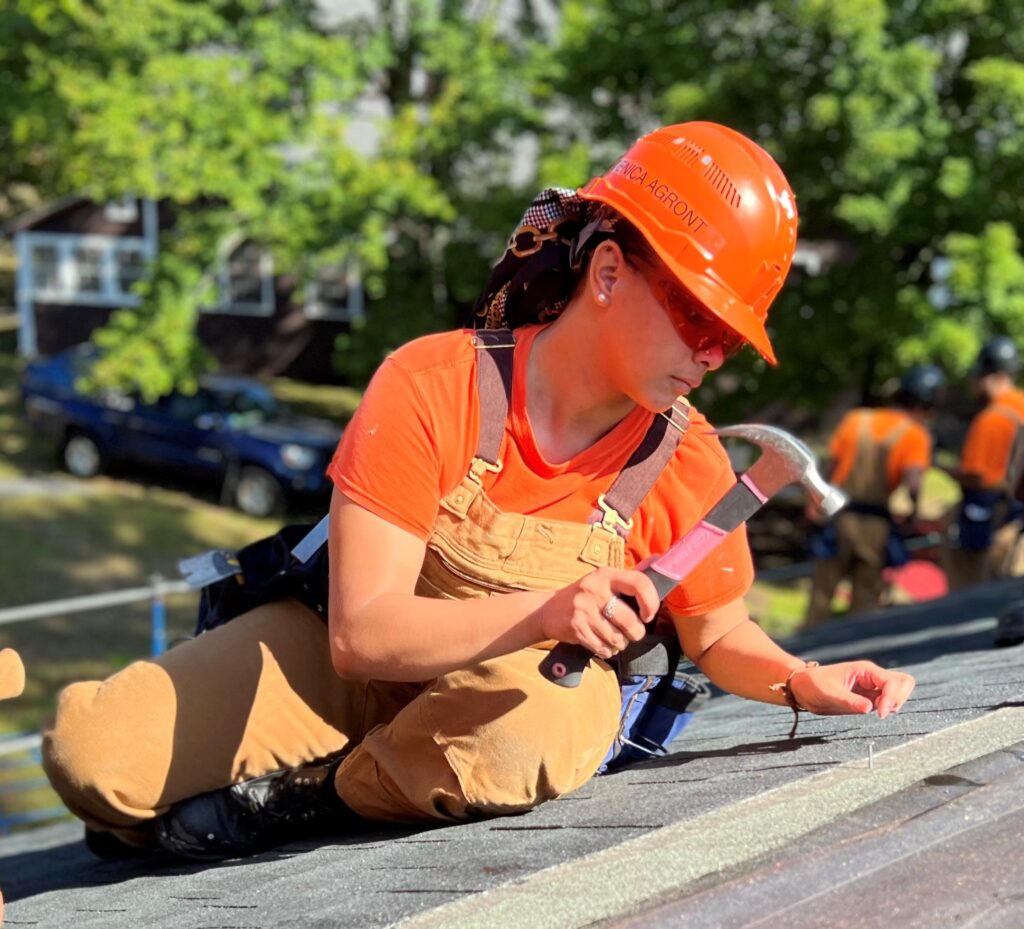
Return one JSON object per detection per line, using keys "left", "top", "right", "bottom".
{"left": 537, "top": 568, "right": 661, "bottom": 659}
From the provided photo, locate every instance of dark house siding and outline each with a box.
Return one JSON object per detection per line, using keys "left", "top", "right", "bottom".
{"left": 32, "top": 303, "right": 118, "bottom": 356}
{"left": 34, "top": 297, "right": 351, "bottom": 383}
{"left": 13, "top": 198, "right": 358, "bottom": 383}
{"left": 197, "top": 295, "right": 349, "bottom": 383}
{"left": 10, "top": 196, "right": 160, "bottom": 238}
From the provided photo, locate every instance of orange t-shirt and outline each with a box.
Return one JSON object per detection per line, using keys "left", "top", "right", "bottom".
{"left": 328, "top": 325, "right": 753, "bottom": 617}
{"left": 960, "top": 387, "right": 1024, "bottom": 488}
{"left": 828, "top": 408, "right": 933, "bottom": 493}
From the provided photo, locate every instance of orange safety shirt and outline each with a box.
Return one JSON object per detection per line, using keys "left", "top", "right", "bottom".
{"left": 959, "top": 387, "right": 1024, "bottom": 489}
{"left": 828, "top": 408, "right": 933, "bottom": 493}
{"left": 328, "top": 325, "right": 753, "bottom": 618}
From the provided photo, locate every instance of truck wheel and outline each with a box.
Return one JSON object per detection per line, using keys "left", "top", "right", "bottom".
{"left": 62, "top": 432, "right": 103, "bottom": 478}
{"left": 234, "top": 465, "right": 284, "bottom": 518}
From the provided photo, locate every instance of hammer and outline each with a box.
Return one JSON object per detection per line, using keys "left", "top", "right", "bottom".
{"left": 540, "top": 424, "right": 846, "bottom": 687}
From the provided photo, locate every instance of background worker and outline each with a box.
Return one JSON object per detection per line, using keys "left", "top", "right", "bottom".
{"left": 42, "top": 122, "right": 916, "bottom": 863}
{"left": 804, "top": 364, "right": 944, "bottom": 626}
{"left": 947, "top": 335, "right": 1024, "bottom": 588}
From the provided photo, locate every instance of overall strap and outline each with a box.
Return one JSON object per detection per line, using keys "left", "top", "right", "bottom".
{"left": 845, "top": 409, "right": 908, "bottom": 506}
{"left": 589, "top": 399, "right": 691, "bottom": 538}
{"left": 468, "top": 328, "right": 516, "bottom": 480}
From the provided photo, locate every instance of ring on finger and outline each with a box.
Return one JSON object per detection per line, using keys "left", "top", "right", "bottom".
{"left": 601, "top": 596, "right": 619, "bottom": 621}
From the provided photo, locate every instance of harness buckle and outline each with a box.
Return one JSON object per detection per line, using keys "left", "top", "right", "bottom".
{"left": 470, "top": 335, "right": 516, "bottom": 350}
{"left": 468, "top": 456, "right": 503, "bottom": 485}
{"left": 595, "top": 493, "right": 634, "bottom": 537}
{"left": 660, "top": 398, "right": 691, "bottom": 435}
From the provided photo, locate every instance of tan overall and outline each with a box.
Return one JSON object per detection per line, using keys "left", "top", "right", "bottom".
{"left": 42, "top": 331, "right": 689, "bottom": 844}
{"left": 805, "top": 411, "right": 906, "bottom": 625}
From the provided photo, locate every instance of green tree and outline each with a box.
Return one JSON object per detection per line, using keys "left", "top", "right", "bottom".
{"left": 0, "top": 3, "right": 71, "bottom": 204}
{"left": 329, "top": 0, "right": 557, "bottom": 383}
{"left": 15, "top": 0, "right": 553, "bottom": 398}
{"left": 0, "top": 2, "right": 76, "bottom": 307}
{"left": 551, "top": 0, "right": 1024, "bottom": 415}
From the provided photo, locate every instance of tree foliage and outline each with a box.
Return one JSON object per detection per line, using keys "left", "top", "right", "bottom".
{"left": 552, "top": 0, "right": 1024, "bottom": 414}
{"left": 0, "top": 3, "right": 69, "bottom": 200}
{"left": 13, "top": 0, "right": 553, "bottom": 397}
{"left": 8, "top": 1, "right": 1024, "bottom": 418}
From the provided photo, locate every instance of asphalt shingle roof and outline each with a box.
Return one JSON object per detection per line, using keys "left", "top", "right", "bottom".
{"left": 3, "top": 576, "right": 1024, "bottom": 929}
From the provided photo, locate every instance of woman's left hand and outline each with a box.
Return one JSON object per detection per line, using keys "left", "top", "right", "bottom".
{"left": 789, "top": 660, "right": 915, "bottom": 719}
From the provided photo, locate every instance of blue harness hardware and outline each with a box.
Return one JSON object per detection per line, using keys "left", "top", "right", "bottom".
{"left": 600, "top": 668, "right": 710, "bottom": 774}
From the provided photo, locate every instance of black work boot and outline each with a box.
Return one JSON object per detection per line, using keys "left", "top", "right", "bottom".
{"left": 84, "top": 827, "right": 159, "bottom": 860}
{"left": 154, "top": 756, "right": 356, "bottom": 861}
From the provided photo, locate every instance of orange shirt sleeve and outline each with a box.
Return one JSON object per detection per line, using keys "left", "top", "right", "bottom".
{"left": 327, "top": 343, "right": 478, "bottom": 539}
{"left": 961, "top": 408, "right": 1018, "bottom": 488}
{"left": 661, "top": 516, "right": 753, "bottom": 617}
{"left": 653, "top": 424, "right": 754, "bottom": 617}
{"left": 826, "top": 411, "right": 860, "bottom": 488}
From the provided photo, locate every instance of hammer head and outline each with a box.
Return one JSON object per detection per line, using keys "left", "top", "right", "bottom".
{"left": 716, "top": 423, "right": 846, "bottom": 516}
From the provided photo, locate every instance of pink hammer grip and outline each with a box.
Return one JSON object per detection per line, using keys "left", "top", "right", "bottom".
{"left": 650, "top": 521, "right": 729, "bottom": 581}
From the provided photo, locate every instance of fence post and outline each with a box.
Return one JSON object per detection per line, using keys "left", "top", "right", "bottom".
{"left": 150, "top": 573, "right": 167, "bottom": 657}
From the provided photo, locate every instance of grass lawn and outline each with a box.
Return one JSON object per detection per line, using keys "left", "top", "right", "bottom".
{"left": 0, "top": 348, "right": 55, "bottom": 479}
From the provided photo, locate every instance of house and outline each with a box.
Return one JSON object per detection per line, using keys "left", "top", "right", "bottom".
{"left": 7, "top": 196, "right": 364, "bottom": 383}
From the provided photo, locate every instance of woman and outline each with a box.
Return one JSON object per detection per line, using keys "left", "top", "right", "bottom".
{"left": 43, "top": 121, "right": 915, "bottom": 861}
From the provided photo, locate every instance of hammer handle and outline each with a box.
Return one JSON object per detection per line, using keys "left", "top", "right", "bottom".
{"left": 539, "top": 566, "right": 678, "bottom": 687}
{"left": 539, "top": 475, "right": 771, "bottom": 689}
{"left": 701, "top": 473, "right": 768, "bottom": 533}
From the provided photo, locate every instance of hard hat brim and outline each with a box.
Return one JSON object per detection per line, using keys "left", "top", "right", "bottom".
{"left": 579, "top": 180, "right": 778, "bottom": 366}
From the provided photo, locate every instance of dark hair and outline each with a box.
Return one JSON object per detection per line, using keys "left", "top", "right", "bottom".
{"left": 570, "top": 205, "right": 661, "bottom": 295}
{"left": 470, "top": 189, "right": 661, "bottom": 330}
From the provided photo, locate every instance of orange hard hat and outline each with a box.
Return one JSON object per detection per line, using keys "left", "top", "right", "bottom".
{"left": 579, "top": 121, "right": 798, "bottom": 364}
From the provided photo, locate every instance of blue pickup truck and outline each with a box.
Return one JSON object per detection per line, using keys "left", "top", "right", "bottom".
{"left": 20, "top": 346, "right": 343, "bottom": 517}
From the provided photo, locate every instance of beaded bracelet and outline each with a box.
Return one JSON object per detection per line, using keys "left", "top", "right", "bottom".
{"left": 769, "top": 660, "right": 820, "bottom": 739}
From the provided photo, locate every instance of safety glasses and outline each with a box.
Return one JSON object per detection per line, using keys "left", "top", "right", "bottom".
{"left": 646, "top": 276, "right": 746, "bottom": 358}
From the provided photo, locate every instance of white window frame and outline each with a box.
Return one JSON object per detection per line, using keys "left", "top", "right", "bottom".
{"left": 28, "top": 242, "right": 60, "bottom": 294}
{"left": 103, "top": 195, "right": 139, "bottom": 224}
{"left": 70, "top": 243, "right": 106, "bottom": 296}
{"left": 113, "top": 246, "right": 149, "bottom": 295}
{"left": 18, "top": 233, "right": 154, "bottom": 307}
{"left": 15, "top": 198, "right": 159, "bottom": 357}
{"left": 303, "top": 264, "right": 365, "bottom": 322}
{"left": 205, "top": 241, "right": 276, "bottom": 317}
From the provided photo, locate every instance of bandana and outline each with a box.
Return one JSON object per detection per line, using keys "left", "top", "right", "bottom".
{"left": 470, "top": 187, "right": 614, "bottom": 330}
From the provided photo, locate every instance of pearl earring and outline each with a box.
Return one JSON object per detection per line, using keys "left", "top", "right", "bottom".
{"left": 596, "top": 293, "right": 609, "bottom": 306}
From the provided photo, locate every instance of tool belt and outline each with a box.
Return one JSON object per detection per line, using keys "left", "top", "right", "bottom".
{"left": 597, "top": 632, "right": 710, "bottom": 774}
{"left": 956, "top": 487, "right": 1024, "bottom": 552}
{"left": 610, "top": 632, "right": 678, "bottom": 678}
{"left": 809, "top": 500, "right": 910, "bottom": 568}
{"left": 179, "top": 520, "right": 329, "bottom": 636}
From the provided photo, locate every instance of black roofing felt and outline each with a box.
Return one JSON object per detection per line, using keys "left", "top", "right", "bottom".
{"left": 3, "top": 577, "right": 1024, "bottom": 929}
